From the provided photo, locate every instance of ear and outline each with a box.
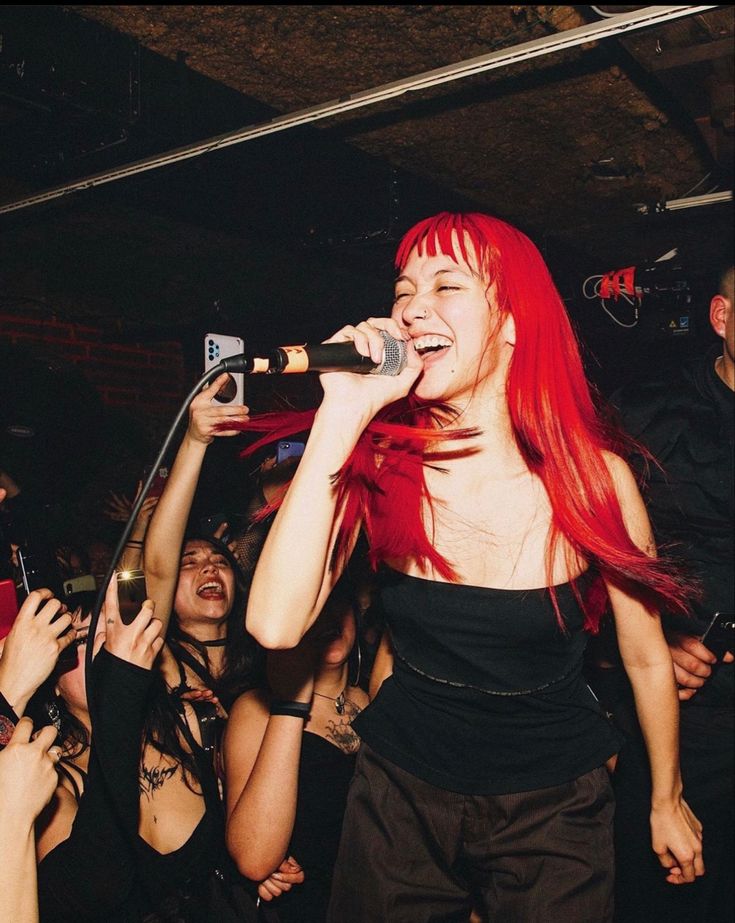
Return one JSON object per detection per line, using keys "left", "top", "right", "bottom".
{"left": 710, "top": 294, "right": 730, "bottom": 338}
{"left": 502, "top": 312, "right": 516, "bottom": 347}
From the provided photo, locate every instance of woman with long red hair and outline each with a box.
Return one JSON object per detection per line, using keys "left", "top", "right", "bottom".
{"left": 244, "top": 212, "right": 703, "bottom": 921}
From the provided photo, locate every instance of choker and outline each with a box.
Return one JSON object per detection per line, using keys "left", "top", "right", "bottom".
{"left": 201, "top": 638, "right": 227, "bottom": 648}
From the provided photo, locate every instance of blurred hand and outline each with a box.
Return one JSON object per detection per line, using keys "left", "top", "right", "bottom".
{"left": 0, "top": 718, "right": 60, "bottom": 826}
{"left": 667, "top": 632, "right": 734, "bottom": 701}
{"left": 105, "top": 485, "right": 160, "bottom": 525}
{"left": 179, "top": 686, "right": 228, "bottom": 720}
{"left": 257, "top": 856, "right": 304, "bottom": 902}
{"left": 0, "top": 589, "right": 75, "bottom": 716}
{"left": 100, "top": 576, "right": 164, "bottom": 670}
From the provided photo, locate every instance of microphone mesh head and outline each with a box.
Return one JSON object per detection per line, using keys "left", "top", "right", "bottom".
{"left": 372, "top": 331, "right": 408, "bottom": 376}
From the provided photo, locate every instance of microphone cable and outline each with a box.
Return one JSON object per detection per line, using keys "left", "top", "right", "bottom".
{"left": 83, "top": 360, "right": 241, "bottom": 720}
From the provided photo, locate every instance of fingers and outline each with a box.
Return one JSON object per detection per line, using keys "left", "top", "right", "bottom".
{"left": 672, "top": 661, "right": 707, "bottom": 689}
{"left": 9, "top": 715, "right": 34, "bottom": 745}
{"left": 259, "top": 876, "right": 289, "bottom": 898}
{"left": 31, "top": 723, "right": 59, "bottom": 751}
{"left": 16, "top": 587, "right": 54, "bottom": 622}
{"left": 56, "top": 622, "right": 78, "bottom": 653}
{"left": 105, "top": 572, "right": 121, "bottom": 622}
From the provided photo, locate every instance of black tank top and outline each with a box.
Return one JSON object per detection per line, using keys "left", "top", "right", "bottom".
{"left": 353, "top": 568, "right": 621, "bottom": 794}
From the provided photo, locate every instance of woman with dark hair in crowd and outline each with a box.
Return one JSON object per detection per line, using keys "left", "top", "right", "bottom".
{"left": 242, "top": 211, "right": 704, "bottom": 922}
{"left": 32, "top": 578, "right": 258, "bottom": 921}
{"left": 30, "top": 375, "right": 258, "bottom": 921}
{"left": 224, "top": 574, "right": 369, "bottom": 923}
{"left": 142, "top": 372, "right": 258, "bottom": 714}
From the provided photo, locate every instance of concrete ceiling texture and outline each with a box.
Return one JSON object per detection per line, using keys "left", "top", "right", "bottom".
{"left": 0, "top": 5, "right": 733, "bottom": 377}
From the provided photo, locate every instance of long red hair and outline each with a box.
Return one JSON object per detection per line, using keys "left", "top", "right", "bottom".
{"left": 238, "top": 212, "right": 693, "bottom": 630}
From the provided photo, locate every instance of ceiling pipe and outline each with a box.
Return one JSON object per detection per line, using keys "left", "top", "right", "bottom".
{"left": 0, "top": 5, "right": 719, "bottom": 216}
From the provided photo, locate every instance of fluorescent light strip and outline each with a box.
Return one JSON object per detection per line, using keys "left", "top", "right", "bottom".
{"left": 0, "top": 5, "right": 719, "bottom": 216}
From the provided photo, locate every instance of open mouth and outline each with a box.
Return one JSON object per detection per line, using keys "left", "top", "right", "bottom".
{"left": 197, "top": 581, "right": 225, "bottom": 600}
{"left": 413, "top": 335, "right": 452, "bottom": 358}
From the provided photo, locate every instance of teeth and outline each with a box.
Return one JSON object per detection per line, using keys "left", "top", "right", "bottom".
{"left": 198, "top": 582, "right": 222, "bottom": 593}
{"left": 414, "top": 335, "right": 452, "bottom": 352}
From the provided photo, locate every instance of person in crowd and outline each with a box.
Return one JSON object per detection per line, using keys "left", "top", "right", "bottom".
{"left": 33, "top": 575, "right": 257, "bottom": 922}
{"left": 224, "top": 575, "right": 369, "bottom": 922}
{"left": 601, "top": 263, "right": 734, "bottom": 923}
{"left": 0, "top": 717, "right": 61, "bottom": 923}
{"left": 142, "top": 371, "right": 257, "bottom": 713}
{"left": 0, "top": 586, "right": 76, "bottom": 742}
{"left": 242, "top": 211, "right": 703, "bottom": 922}
{"left": 104, "top": 482, "right": 160, "bottom": 573}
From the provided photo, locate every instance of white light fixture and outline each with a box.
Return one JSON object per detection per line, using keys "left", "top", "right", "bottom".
{"left": 636, "top": 190, "right": 733, "bottom": 214}
{"left": 0, "top": 4, "right": 719, "bottom": 216}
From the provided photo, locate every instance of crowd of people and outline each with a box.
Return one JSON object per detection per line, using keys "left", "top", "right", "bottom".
{"left": 1, "top": 211, "right": 732, "bottom": 923}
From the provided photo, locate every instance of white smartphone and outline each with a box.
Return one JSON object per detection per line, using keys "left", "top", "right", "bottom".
{"left": 204, "top": 333, "right": 246, "bottom": 405}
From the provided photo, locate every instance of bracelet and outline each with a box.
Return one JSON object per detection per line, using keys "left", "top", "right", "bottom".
{"left": 125, "top": 540, "right": 143, "bottom": 546}
{"left": 269, "top": 700, "right": 311, "bottom": 719}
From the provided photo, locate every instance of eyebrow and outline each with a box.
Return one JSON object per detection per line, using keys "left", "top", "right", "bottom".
{"left": 395, "top": 268, "right": 469, "bottom": 284}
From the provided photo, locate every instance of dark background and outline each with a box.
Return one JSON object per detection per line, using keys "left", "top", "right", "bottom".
{"left": 0, "top": 5, "right": 732, "bottom": 547}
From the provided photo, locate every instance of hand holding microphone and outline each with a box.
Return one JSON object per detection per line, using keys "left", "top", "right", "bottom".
{"left": 217, "top": 324, "right": 413, "bottom": 377}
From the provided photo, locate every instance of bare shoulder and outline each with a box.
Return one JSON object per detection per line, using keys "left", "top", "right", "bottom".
{"left": 601, "top": 451, "right": 654, "bottom": 552}
{"left": 601, "top": 450, "right": 636, "bottom": 486}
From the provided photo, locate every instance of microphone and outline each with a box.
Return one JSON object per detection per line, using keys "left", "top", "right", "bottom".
{"left": 220, "top": 330, "right": 407, "bottom": 376}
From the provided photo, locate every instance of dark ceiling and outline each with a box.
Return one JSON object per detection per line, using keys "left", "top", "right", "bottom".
{"left": 0, "top": 5, "right": 733, "bottom": 391}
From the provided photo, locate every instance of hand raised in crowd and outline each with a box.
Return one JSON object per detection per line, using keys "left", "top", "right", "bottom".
{"left": 105, "top": 483, "right": 160, "bottom": 525}
{"left": 0, "top": 717, "right": 61, "bottom": 823}
{"left": 99, "top": 575, "right": 164, "bottom": 671}
{"left": 0, "top": 589, "right": 76, "bottom": 716}
{"left": 257, "top": 855, "right": 304, "bottom": 903}
{"left": 188, "top": 374, "right": 250, "bottom": 446}
{"left": 667, "top": 632, "right": 734, "bottom": 701}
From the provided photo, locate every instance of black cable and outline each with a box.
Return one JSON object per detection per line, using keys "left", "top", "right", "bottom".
{"left": 83, "top": 360, "right": 246, "bottom": 721}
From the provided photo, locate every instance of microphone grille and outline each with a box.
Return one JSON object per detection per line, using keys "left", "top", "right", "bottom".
{"left": 372, "top": 331, "right": 408, "bottom": 377}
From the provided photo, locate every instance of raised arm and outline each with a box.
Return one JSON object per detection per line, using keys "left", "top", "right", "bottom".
{"left": 246, "top": 318, "right": 420, "bottom": 649}
{"left": 223, "top": 640, "right": 318, "bottom": 881}
{"left": 603, "top": 453, "right": 704, "bottom": 886}
{"left": 142, "top": 374, "right": 249, "bottom": 634}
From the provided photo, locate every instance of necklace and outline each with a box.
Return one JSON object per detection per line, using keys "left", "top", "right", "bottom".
{"left": 201, "top": 637, "right": 227, "bottom": 647}
{"left": 313, "top": 687, "right": 348, "bottom": 715}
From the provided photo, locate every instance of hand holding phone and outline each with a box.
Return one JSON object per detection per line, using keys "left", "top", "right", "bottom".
{"left": 116, "top": 569, "right": 149, "bottom": 626}
{"left": 700, "top": 612, "right": 735, "bottom": 661}
{"left": 204, "top": 333, "right": 245, "bottom": 405}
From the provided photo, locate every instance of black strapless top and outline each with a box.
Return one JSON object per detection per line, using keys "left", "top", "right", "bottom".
{"left": 353, "top": 568, "right": 621, "bottom": 794}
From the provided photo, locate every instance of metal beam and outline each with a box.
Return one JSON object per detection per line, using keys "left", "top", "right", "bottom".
{"left": 0, "top": 5, "right": 719, "bottom": 216}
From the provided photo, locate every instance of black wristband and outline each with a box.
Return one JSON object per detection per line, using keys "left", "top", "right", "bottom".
{"left": 269, "top": 700, "right": 311, "bottom": 719}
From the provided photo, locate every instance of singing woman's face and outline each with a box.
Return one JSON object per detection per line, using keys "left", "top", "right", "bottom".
{"left": 391, "top": 236, "right": 511, "bottom": 403}
{"left": 174, "top": 540, "right": 235, "bottom": 627}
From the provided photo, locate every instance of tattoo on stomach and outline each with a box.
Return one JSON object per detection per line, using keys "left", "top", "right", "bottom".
{"left": 139, "top": 763, "right": 177, "bottom": 798}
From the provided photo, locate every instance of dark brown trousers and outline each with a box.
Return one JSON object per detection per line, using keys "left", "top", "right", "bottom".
{"left": 327, "top": 744, "right": 614, "bottom": 923}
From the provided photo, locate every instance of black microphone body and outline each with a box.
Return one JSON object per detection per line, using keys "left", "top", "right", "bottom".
{"left": 220, "top": 330, "right": 407, "bottom": 377}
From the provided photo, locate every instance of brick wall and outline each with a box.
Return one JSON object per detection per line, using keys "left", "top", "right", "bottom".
{"left": 1, "top": 310, "right": 187, "bottom": 430}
